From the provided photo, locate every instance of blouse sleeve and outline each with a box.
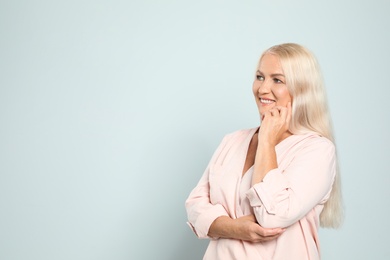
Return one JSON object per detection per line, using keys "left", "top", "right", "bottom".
{"left": 246, "top": 137, "right": 336, "bottom": 228}
{"left": 185, "top": 135, "right": 232, "bottom": 239}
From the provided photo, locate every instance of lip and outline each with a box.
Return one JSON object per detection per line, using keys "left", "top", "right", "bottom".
{"left": 259, "top": 97, "right": 275, "bottom": 105}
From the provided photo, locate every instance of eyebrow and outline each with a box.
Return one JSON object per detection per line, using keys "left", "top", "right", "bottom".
{"left": 257, "top": 70, "right": 285, "bottom": 78}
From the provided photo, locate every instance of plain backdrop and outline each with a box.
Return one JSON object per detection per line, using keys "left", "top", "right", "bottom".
{"left": 1, "top": 0, "right": 389, "bottom": 259}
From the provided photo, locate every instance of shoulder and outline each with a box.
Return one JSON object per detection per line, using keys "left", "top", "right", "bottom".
{"left": 307, "top": 134, "right": 334, "bottom": 149}
{"left": 295, "top": 133, "right": 336, "bottom": 156}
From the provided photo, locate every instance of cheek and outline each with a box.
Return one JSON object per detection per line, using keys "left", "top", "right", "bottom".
{"left": 252, "top": 82, "right": 258, "bottom": 95}
{"left": 277, "top": 87, "right": 291, "bottom": 102}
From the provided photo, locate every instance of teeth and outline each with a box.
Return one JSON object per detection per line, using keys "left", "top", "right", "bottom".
{"left": 260, "top": 98, "right": 274, "bottom": 104}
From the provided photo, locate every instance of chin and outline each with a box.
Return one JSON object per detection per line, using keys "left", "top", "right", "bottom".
{"left": 259, "top": 108, "right": 270, "bottom": 116}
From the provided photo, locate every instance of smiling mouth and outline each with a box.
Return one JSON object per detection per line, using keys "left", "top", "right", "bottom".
{"left": 259, "top": 98, "right": 275, "bottom": 104}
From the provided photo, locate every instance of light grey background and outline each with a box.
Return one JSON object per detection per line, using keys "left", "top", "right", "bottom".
{"left": 1, "top": 0, "right": 389, "bottom": 259}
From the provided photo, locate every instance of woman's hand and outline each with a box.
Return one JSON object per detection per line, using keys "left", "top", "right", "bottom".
{"left": 259, "top": 102, "right": 292, "bottom": 146}
{"left": 252, "top": 102, "right": 292, "bottom": 185}
{"left": 208, "top": 215, "right": 284, "bottom": 243}
{"left": 233, "top": 215, "right": 284, "bottom": 242}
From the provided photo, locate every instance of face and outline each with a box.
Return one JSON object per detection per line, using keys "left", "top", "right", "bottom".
{"left": 253, "top": 53, "right": 292, "bottom": 119}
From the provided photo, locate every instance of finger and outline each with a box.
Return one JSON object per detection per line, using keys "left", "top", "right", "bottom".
{"left": 286, "top": 101, "right": 292, "bottom": 125}
{"left": 273, "top": 106, "right": 282, "bottom": 112}
{"left": 278, "top": 106, "right": 288, "bottom": 119}
{"left": 252, "top": 232, "right": 283, "bottom": 243}
{"left": 273, "top": 106, "right": 288, "bottom": 117}
{"left": 262, "top": 110, "right": 272, "bottom": 119}
{"left": 270, "top": 107, "right": 280, "bottom": 116}
{"left": 256, "top": 226, "right": 285, "bottom": 237}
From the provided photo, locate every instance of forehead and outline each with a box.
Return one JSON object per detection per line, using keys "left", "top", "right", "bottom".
{"left": 258, "top": 53, "right": 284, "bottom": 74}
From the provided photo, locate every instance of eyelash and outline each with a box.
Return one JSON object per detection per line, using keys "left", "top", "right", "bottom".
{"left": 256, "top": 75, "right": 284, "bottom": 84}
{"left": 274, "top": 78, "right": 283, "bottom": 83}
{"left": 256, "top": 75, "right": 264, "bottom": 81}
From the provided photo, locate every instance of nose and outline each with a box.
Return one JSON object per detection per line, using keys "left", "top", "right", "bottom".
{"left": 258, "top": 79, "right": 271, "bottom": 95}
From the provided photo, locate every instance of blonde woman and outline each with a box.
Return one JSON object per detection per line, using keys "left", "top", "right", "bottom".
{"left": 185, "top": 43, "right": 343, "bottom": 260}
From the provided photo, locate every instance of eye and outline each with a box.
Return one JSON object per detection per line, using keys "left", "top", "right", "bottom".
{"left": 256, "top": 75, "right": 264, "bottom": 81}
{"left": 273, "top": 78, "right": 284, "bottom": 84}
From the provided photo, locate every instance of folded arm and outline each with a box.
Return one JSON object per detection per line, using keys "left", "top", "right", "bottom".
{"left": 247, "top": 137, "right": 336, "bottom": 228}
{"left": 208, "top": 215, "right": 284, "bottom": 242}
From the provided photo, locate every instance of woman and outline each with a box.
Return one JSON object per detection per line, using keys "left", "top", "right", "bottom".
{"left": 185, "top": 43, "right": 343, "bottom": 260}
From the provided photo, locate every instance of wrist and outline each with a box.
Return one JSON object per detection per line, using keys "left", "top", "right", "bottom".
{"left": 257, "top": 139, "right": 276, "bottom": 150}
{"left": 209, "top": 216, "right": 235, "bottom": 239}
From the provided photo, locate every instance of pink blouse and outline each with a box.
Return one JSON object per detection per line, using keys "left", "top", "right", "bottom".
{"left": 185, "top": 127, "right": 336, "bottom": 260}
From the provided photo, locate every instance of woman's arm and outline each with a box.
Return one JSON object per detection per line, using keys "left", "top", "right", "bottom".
{"left": 247, "top": 136, "right": 336, "bottom": 228}
{"left": 247, "top": 103, "right": 336, "bottom": 228}
{"left": 185, "top": 134, "right": 233, "bottom": 238}
{"left": 252, "top": 104, "right": 291, "bottom": 185}
{"left": 185, "top": 162, "right": 230, "bottom": 239}
{"left": 185, "top": 131, "right": 284, "bottom": 242}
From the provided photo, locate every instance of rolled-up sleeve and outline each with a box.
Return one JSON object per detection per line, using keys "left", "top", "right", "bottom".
{"left": 185, "top": 135, "right": 232, "bottom": 239}
{"left": 246, "top": 137, "right": 336, "bottom": 228}
{"left": 246, "top": 169, "right": 291, "bottom": 215}
{"left": 186, "top": 195, "right": 229, "bottom": 238}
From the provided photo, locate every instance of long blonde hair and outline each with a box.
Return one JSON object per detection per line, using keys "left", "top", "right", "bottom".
{"left": 261, "top": 43, "right": 344, "bottom": 228}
